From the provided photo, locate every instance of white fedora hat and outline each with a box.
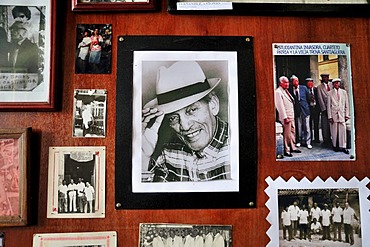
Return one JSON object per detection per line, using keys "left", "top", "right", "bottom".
{"left": 144, "top": 61, "right": 221, "bottom": 114}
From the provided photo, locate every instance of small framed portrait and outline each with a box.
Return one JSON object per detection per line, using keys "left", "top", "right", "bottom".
{"left": 273, "top": 43, "right": 355, "bottom": 161}
{"left": 33, "top": 231, "right": 117, "bottom": 247}
{"left": 72, "top": 0, "right": 156, "bottom": 12}
{"left": 0, "top": 128, "right": 30, "bottom": 227}
{"left": 265, "top": 176, "right": 370, "bottom": 247}
{"left": 139, "top": 223, "right": 232, "bottom": 247}
{"left": 72, "top": 89, "right": 107, "bottom": 138}
{"left": 47, "top": 146, "right": 106, "bottom": 218}
{"left": 0, "top": 1, "right": 57, "bottom": 110}
{"left": 75, "top": 24, "right": 112, "bottom": 74}
{"left": 115, "top": 36, "right": 257, "bottom": 209}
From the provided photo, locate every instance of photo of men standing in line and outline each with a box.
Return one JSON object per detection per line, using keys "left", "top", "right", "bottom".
{"left": 278, "top": 188, "right": 362, "bottom": 247}
{"left": 273, "top": 43, "right": 355, "bottom": 161}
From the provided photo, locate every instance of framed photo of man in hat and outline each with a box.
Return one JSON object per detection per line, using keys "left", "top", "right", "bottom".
{"left": 115, "top": 36, "right": 257, "bottom": 209}
{"left": 0, "top": 0, "right": 57, "bottom": 110}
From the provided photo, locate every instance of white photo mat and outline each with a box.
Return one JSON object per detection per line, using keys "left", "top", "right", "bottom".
{"left": 47, "top": 146, "right": 106, "bottom": 218}
{"left": 132, "top": 51, "right": 239, "bottom": 193}
{"left": 33, "top": 231, "right": 117, "bottom": 247}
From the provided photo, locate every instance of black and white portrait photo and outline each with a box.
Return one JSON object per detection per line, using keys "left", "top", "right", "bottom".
{"left": 139, "top": 223, "right": 232, "bottom": 247}
{"left": 0, "top": 1, "right": 52, "bottom": 104}
{"left": 72, "top": 89, "right": 107, "bottom": 138}
{"left": 131, "top": 51, "right": 239, "bottom": 193}
{"left": 47, "top": 146, "right": 106, "bottom": 218}
{"left": 265, "top": 176, "right": 370, "bottom": 247}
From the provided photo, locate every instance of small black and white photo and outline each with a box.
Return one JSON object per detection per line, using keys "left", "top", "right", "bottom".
{"left": 132, "top": 51, "right": 239, "bottom": 193}
{"left": 47, "top": 146, "right": 106, "bottom": 218}
{"left": 265, "top": 176, "right": 370, "bottom": 247}
{"left": 139, "top": 223, "right": 232, "bottom": 247}
{"left": 72, "top": 89, "right": 107, "bottom": 138}
{"left": 278, "top": 188, "right": 361, "bottom": 246}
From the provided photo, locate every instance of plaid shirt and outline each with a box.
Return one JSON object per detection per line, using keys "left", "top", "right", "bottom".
{"left": 149, "top": 117, "right": 230, "bottom": 182}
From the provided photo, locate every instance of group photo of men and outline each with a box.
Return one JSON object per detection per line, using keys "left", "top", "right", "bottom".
{"left": 139, "top": 224, "right": 232, "bottom": 247}
{"left": 278, "top": 188, "right": 361, "bottom": 246}
{"left": 274, "top": 52, "right": 354, "bottom": 161}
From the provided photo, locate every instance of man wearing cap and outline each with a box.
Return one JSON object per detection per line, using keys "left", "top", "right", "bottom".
{"left": 9, "top": 21, "right": 38, "bottom": 73}
{"left": 327, "top": 78, "right": 350, "bottom": 154}
{"left": 142, "top": 61, "right": 230, "bottom": 182}
{"left": 306, "top": 78, "right": 321, "bottom": 143}
{"left": 317, "top": 73, "right": 332, "bottom": 147}
{"left": 275, "top": 76, "right": 301, "bottom": 157}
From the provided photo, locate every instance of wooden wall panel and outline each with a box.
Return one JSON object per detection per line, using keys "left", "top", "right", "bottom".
{"left": 0, "top": 0, "right": 369, "bottom": 246}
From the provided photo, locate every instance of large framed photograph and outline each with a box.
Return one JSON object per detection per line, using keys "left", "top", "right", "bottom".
{"left": 0, "top": 0, "right": 57, "bottom": 110}
{"left": 33, "top": 231, "right": 117, "bottom": 247}
{"left": 168, "top": 0, "right": 370, "bottom": 16}
{"left": 273, "top": 43, "right": 355, "bottom": 161}
{"left": 139, "top": 223, "right": 232, "bottom": 247}
{"left": 265, "top": 176, "right": 370, "bottom": 247}
{"left": 47, "top": 146, "right": 106, "bottom": 218}
{"left": 115, "top": 36, "right": 257, "bottom": 209}
{"left": 0, "top": 128, "right": 30, "bottom": 227}
{"left": 72, "top": 0, "right": 156, "bottom": 12}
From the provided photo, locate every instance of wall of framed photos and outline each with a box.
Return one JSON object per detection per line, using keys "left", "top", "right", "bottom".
{"left": 0, "top": 0, "right": 369, "bottom": 246}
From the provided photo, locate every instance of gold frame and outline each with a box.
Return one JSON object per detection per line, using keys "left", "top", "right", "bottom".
{"left": 0, "top": 128, "right": 31, "bottom": 227}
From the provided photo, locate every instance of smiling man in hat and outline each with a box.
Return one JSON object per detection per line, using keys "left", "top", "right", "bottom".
{"left": 141, "top": 61, "right": 230, "bottom": 182}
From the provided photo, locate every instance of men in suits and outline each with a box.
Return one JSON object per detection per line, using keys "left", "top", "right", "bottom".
{"left": 153, "top": 230, "right": 166, "bottom": 247}
{"left": 9, "top": 21, "right": 39, "bottom": 73}
{"left": 289, "top": 76, "right": 302, "bottom": 147}
{"left": 317, "top": 73, "right": 332, "bottom": 147}
{"left": 275, "top": 76, "right": 301, "bottom": 157}
{"left": 290, "top": 75, "right": 312, "bottom": 149}
{"left": 306, "top": 78, "right": 321, "bottom": 143}
{"left": 327, "top": 78, "right": 350, "bottom": 154}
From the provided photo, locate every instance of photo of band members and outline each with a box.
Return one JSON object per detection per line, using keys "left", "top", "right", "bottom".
{"left": 278, "top": 188, "right": 361, "bottom": 247}
{"left": 139, "top": 223, "right": 232, "bottom": 247}
{"left": 274, "top": 44, "right": 355, "bottom": 161}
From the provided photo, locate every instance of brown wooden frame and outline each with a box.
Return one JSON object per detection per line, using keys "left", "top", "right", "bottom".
{"left": 72, "top": 0, "right": 156, "bottom": 12}
{"left": 0, "top": 128, "right": 31, "bottom": 227}
{"left": 0, "top": 1, "right": 57, "bottom": 111}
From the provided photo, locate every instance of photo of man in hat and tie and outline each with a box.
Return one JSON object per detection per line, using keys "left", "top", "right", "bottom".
{"left": 141, "top": 61, "right": 230, "bottom": 182}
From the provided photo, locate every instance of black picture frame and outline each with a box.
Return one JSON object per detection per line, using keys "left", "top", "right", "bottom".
{"left": 72, "top": 0, "right": 156, "bottom": 12}
{"left": 115, "top": 36, "right": 257, "bottom": 209}
{"left": 167, "top": 1, "right": 370, "bottom": 16}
